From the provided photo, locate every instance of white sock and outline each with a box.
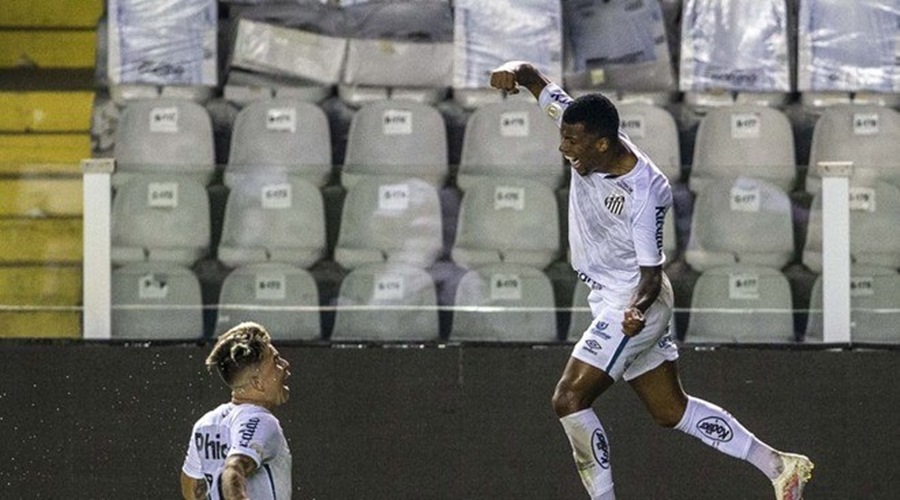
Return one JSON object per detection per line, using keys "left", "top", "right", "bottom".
{"left": 559, "top": 408, "right": 616, "bottom": 500}
{"left": 675, "top": 396, "right": 781, "bottom": 479}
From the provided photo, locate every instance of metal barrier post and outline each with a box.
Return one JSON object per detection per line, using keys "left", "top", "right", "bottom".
{"left": 817, "top": 161, "right": 852, "bottom": 344}
{"left": 81, "top": 158, "right": 115, "bottom": 339}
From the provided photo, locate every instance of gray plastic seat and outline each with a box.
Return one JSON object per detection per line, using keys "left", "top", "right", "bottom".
{"left": 112, "top": 263, "right": 203, "bottom": 340}
{"left": 684, "top": 265, "right": 794, "bottom": 344}
{"left": 618, "top": 103, "right": 682, "bottom": 182}
{"left": 458, "top": 100, "right": 565, "bottom": 189}
{"left": 806, "top": 266, "right": 900, "bottom": 344}
{"left": 113, "top": 98, "right": 215, "bottom": 186}
{"left": 341, "top": 100, "right": 448, "bottom": 187}
{"left": 226, "top": 98, "right": 332, "bottom": 188}
{"left": 111, "top": 174, "right": 210, "bottom": 266}
{"left": 331, "top": 263, "right": 439, "bottom": 342}
{"left": 215, "top": 263, "right": 321, "bottom": 341}
{"left": 805, "top": 105, "right": 900, "bottom": 192}
{"left": 685, "top": 177, "right": 794, "bottom": 272}
{"left": 450, "top": 263, "right": 557, "bottom": 343}
{"left": 452, "top": 177, "right": 560, "bottom": 270}
{"left": 690, "top": 105, "right": 796, "bottom": 193}
{"left": 802, "top": 180, "right": 900, "bottom": 273}
{"left": 218, "top": 175, "right": 326, "bottom": 269}
{"left": 334, "top": 176, "right": 443, "bottom": 270}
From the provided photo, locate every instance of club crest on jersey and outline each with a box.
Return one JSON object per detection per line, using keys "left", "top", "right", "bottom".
{"left": 604, "top": 192, "right": 626, "bottom": 215}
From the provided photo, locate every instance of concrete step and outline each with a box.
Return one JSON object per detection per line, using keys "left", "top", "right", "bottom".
{"left": 0, "top": 178, "right": 83, "bottom": 216}
{"left": 0, "top": 29, "right": 96, "bottom": 69}
{"left": 0, "top": 133, "right": 91, "bottom": 163}
{"left": 0, "top": 0, "right": 103, "bottom": 28}
{"left": 0, "top": 91, "right": 95, "bottom": 132}
{"left": 0, "top": 218, "right": 82, "bottom": 263}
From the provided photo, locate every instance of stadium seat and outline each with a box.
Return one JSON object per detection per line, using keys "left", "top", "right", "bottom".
{"left": 805, "top": 105, "right": 900, "bottom": 192}
{"left": 334, "top": 176, "right": 443, "bottom": 270}
{"left": 805, "top": 266, "right": 900, "bottom": 344}
{"left": 452, "top": 177, "right": 559, "bottom": 270}
{"left": 111, "top": 174, "right": 210, "bottom": 266}
{"left": 802, "top": 179, "right": 900, "bottom": 273}
{"left": 226, "top": 98, "right": 332, "bottom": 188}
{"left": 331, "top": 263, "right": 439, "bottom": 342}
{"left": 111, "top": 263, "right": 203, "bottom": 340}
{"left": 618, "top": 103, "right": 682, "bottom": 182}
{"left": 450, "top": 263, "right": 557, "bottom": 342}
{"left": 684, "top": 265, "right": 794, "bottom": 344}
{"left": 689, "top": 105, "right": 797, "bottom": 193}
{"left": 215, "top": 263, "right": 321, "bottom": 340}
{"left": 341, "top": 99, "right": 448, "bottom": 188}
{"left": 113, "top": 98, "right": 215, "bottom": 186}
{"left": 457, "top": 100, "right": 565, "bottom": 189}
{"left": 218, "top": 175, "right": 326, "bottom": 269}
{"left": 685, "top": 177, "right": 794, "bottom": 272}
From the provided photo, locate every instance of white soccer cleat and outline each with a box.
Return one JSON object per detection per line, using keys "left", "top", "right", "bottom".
{"left": 772, "top": 452, "right": 814, "bottom": 500}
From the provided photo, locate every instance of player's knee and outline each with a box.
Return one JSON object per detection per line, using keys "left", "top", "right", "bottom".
{"left": 551, "top": 384, "right": 590, "bottom": 418}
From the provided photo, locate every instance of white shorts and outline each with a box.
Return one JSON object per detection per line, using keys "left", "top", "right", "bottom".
{"left": 571, "top": 279, "right": 678, "bottom": 382}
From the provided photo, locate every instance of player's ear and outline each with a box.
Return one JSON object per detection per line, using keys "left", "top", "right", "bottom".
{"left": 595, "top": 137, "right": 610, "bottom": 154}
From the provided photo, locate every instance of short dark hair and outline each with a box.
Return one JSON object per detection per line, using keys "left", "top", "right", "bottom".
{"left": 562, "top": 93, "right": 620, "bottom": 139}
{"left": 205, "top": 322, "right": 272, "bottom": 386}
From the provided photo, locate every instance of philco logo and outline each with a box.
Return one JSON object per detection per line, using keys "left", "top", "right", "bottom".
{"left": 604, "top": 192, "right": 625, "bottom": 216}
{"left": 195, "top": 432, "right": 228, "bottom": 460}
{"left": 591, "top": 429, "right": 611, "bottom": 469}
{"left": 696, "top": 416, "right": 733, "bottom": 442}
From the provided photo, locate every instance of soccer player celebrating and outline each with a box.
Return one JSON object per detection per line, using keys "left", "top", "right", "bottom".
{"left": 489, "top": 61, "right": 813, "bottom": 500}
{"left": 181, "top": 322, "right": 293, "bottom": 500}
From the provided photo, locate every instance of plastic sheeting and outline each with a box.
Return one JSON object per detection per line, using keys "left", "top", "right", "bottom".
{"left": 453, "top": 0, "right": 563, "bottom": 89}
{"left": 679, "top": 0, "right": 790, "bottom": 92}
{"left": 798, "top": 0, "right": 900, "bottom": 93}
{"left": 562, "top": 0, "right": 675, "bottom": 92}
{"left": 107, "top": 0, "right": 218, "bottom": 86}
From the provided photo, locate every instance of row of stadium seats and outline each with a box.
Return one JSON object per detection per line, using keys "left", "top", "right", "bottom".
{"left": 109, "top": 97, "right": 900, "bottom": 195}
{"left": 110, "top": 172, "right": 900, "bottom": 274}
{"left": 111, "top": 261, "right": 900, "bottom": 344}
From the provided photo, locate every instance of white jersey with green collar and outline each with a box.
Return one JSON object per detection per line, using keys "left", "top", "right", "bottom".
{"left": 182, "top": 402, "right": 292, "bottom": 500}
{"left": 539, "top": 84, "right": 672, "bottom": 309}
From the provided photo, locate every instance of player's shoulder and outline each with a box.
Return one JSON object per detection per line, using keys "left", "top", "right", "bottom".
{"left": 231, "top": 404, "right": 281, "bottom": 428}
{"left": 193, "top": 402, "right": 234, "bottom": 427}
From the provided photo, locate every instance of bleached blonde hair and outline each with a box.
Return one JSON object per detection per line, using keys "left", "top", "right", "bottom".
{"left": 205, "top": 322, "right": 272, "bottom": 386}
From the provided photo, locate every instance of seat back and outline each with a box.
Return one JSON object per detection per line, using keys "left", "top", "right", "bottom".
{"left": 114, "top": 98, "right": 215, "bottom": 185}
{"left": 618, "top": 103, "right": 682, "bottom": 182}
{"left": 685, "top": 265, "right": 794, "bottom": 343}
{"left": 450, "top": 263, "right": 557, "bottom": 342}
{"left": 806, "top": 266, "right": 900, "bottom": 344}
{"left": 806, "top": 105, "right": 900, "bottom": 192}
{"left": 452, "top": 177, "right": 559, "bottom": 270}
{"left": 111, "top": 174, "right": 210, "bottom": 266}
{"left": 331, "top": 263, "right": 439, "bottom": 341}
{"left": 803, "top": 180, "right": 900, "bottom": 272}
{"left": 458, "top": 100, "right": 564, "bottom": 188}
{"left": 216, "top": 263, "right": 321, "bottom": 340}
{"left": 226, "top": 98, "right": 332, "bottom": 188}
{"left": 112, "top": 263, "right": 203, "bottom": 340}
{"left": 218, "top": 175, "right": 326, "bottom": 269}
{"left": 341, "top": 100, "right": 447, "bottom": 187}
{"left": 685, "top": 177, "right": 794, "bottom": 272}
{"left": 335, "top": 176, "right": 443, "bottom": 270}
{"left": 690, "top": 105, "right": 796, "bottom": 193}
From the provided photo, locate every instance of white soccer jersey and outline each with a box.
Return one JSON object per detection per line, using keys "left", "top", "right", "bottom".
{"left": 540, "top": 84, "right": 672, "bottom": 309}
{"left": 183, "top": 402, "right": 292, "bottom": 500}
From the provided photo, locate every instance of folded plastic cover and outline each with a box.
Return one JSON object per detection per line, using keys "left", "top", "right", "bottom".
{"left": 108, "top": 0, "right": 218, "bottom": 86}
{"left": 798, "top": 0, "right": 900, "bottom": 92}
{"left": 453, "top": 0, "right": 563, "bottom": 89}
{"left": 342, "top": 1, "right": 454, "bottom": 87}
{"left": 679, "top": 0, "right": 790, "bottom": 92}
{"left": 563, "top": 0, "right": 675, "bottom": 91}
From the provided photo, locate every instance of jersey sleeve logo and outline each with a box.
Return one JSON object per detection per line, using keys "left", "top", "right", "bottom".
{"left": 604, "top": 192, "right": 626, "bottom": 216}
